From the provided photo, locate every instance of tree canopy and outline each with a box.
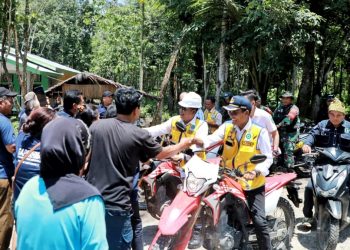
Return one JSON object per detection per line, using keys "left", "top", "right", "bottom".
{"left": 1, "top": 0, "right": 349, "bottom": 118}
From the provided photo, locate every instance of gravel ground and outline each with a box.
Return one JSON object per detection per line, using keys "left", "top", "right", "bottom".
{"left": 141, "top": 178, "right": 350, "bottom": 250}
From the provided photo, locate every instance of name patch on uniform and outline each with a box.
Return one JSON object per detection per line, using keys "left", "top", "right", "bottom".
{"left": 242, "top": 141, "right": 254, "bottom": 147}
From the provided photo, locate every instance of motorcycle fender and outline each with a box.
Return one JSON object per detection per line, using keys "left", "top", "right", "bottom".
{"left": 203, "top": 192, "right": 224, "bottom": 226}
{"left": 141, "top": 162, "right": 179, "bottom": 195}
{"left": 265, "top": 188, "right": 283, "bottom": 215}
{"left": 158, "top": 191, "right": 201, "bottom": 235}
{"left": 140, "top": 175, "right": 157, "bottom": 196}
{"left": 327, "top": 200, "right": 342, "bottom": 220}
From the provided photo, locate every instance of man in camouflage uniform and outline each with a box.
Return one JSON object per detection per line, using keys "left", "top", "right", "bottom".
{"left": 273, "top": 91, "right": 300, "bottom": 169}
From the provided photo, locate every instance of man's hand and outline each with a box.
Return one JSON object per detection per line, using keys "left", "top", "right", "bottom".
{"left": 170, "top": 153, "right": 184, "bottom": 164}
{"left": 302, "top": 145, "right": 312, "bottom": 154}
{"left": 179, "top": 138, "right": 193, "bottom": 148}
{"left": 243, "top": 171, "right": 257, "bottom": 181}
{"left": 191, "top": 137, "right": 204, "bottom": 147}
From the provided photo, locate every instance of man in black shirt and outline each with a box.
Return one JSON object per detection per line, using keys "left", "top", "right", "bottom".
{"left": 87, "top": 87, "right": 195, "bottom": 250}
{"left": 301, "top": 99, "right": 350, "bottom": 227}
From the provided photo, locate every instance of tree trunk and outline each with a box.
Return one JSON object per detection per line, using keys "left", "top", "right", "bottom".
{"left": 194, "top": 41, "right": 203, "bottom": 95}
{"left": 139, "top": 1, "right": 145, "bottom": 91}
{"left": 215, "top": 10, "right": 228, "bottom": 110}
{"left": 297, "top": 41, "right": 315, "bottom": 118}
{"left": 202, "top": 42, "right": 209, "bottom": 102}
{"left": 151, "top": 30, "right": 186, "bottom": 125}
{"left": 0, "top": 0, "right": 14, "bottom": 90}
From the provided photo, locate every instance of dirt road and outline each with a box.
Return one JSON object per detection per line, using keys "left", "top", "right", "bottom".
{"left": 141, "top": 178, "right": 350, "bottom": 249}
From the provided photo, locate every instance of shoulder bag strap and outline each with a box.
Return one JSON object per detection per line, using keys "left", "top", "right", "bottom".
{"left": 12, "top": 142, "right": 41, "bottom": 190}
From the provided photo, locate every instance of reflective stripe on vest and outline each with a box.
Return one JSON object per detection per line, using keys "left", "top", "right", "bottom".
{"left": 221, "top": 123, "right": 265, "bottom": 190}
{"left": 170, "top": 116, "right": 206, "bottom": 162}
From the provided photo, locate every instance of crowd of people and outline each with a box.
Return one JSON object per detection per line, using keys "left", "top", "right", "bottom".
{"left": 0, "top": 84, "right": 349, "bottom": 250}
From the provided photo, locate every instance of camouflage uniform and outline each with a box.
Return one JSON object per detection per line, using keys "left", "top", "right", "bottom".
{"left": 273, "top": 103, "right": 300, "bottom": 169}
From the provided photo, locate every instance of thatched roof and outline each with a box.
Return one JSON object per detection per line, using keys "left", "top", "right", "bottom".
{"left": 45, "top": 72, "right": 159, "bottom": 100}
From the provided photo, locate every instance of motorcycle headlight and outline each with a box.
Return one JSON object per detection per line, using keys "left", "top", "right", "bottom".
{"left": 186, "top": 172, "right": 206, "bottom": 195}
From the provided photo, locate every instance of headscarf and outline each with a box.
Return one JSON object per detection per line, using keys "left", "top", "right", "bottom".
{"left": 40, "top": 117, "right": 99, "bottom": 211}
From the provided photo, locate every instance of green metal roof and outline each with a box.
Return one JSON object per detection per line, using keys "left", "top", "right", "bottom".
{"left": 1, "top": 46, "right": 80, "bottom": 76}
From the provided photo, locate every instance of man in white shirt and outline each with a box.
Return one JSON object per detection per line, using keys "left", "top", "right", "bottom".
{"left": 191, "top": 96, "right": 272, "bottom": 250}
{"left": 241, "top": 90, "right": 280, "bottom": 156}
{"left": 146, "top": 92, "right": 208, "bottom": 142}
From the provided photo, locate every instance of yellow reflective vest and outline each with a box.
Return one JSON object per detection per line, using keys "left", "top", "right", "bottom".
{"left": 221, "top": 123, "right": 265, "bottom": 190}
{"left": 170, "top": 116, "right": 206, "bottom": 163}
{"left": 204, "top": 108, "right": 220, "bottom": 134}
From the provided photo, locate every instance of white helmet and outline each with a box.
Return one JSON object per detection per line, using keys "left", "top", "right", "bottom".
{"left": 178, "top": 92, "right": 202, "bottom": 108}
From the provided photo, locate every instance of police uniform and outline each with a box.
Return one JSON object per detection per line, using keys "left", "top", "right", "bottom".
{"left": 204, "top": 107, "right": 222, "bottom": 134}
{"left": 273, "top": 96, "right": 300, "bottom": 169}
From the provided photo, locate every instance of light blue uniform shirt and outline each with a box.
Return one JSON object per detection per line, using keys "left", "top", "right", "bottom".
{"left": 15, "top": 176, "right": 108, "bottom": 250}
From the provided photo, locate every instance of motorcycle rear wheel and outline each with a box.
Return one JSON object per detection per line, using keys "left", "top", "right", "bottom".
{"left": 270, "top": 197, "right": 295, "bottom": 249}
{"left": 316, "top": 211, "right": 339, "bottom": 250}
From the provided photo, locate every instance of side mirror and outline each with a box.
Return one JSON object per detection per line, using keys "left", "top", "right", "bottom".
{"left": 175, "top": 121, "right": 186, "bottom": 133}
{"left": 249, "top": 154, "right": 267, "bottom": 164}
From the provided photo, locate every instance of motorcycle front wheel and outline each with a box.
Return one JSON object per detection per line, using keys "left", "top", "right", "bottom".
{"left": 269, "top": 197, "right": 295, "bottom": 249}
{"left": 316, "top": 210, "right": 339, "bottom": 250}
{"left": 152, "top": 235, "right": 176, "bottom": 250}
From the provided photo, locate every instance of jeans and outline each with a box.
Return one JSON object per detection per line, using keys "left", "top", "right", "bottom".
{"left": 131, "top": 172, "right": 143, "bottom": 250}
{"left": 244, "top": 185, "right": 272, "bottom": 250}
{"left": 0, "top": 179, "right": 13, "bottom": 250}
{"left": 303, "top": 179, "right": 314, "bottom": 218}
{"left": 105, "top": 209, "right": 133, "bottom": 250}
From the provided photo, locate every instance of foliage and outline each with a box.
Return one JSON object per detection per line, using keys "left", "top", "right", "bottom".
{"left": 1, "top": 0, "right": 349, "bottom": 120}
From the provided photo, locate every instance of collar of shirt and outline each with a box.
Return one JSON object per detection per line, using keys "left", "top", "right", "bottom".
{"left": 326, "top": 120, "right": 345, "bottom": 129}
{"left": 234, "top": 118, "right": 252, "bottom": 141}
{"left": 208, "top": 107, "right": 217, "bottom": 113}
{"left": 184, "top": 115, "right": 198, "bottom": 127}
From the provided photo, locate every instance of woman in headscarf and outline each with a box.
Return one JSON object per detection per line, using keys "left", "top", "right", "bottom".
{"left": 13, "top": 107, "right": 56, "bottom": 203}
{"left": 15, "top": 117, "right": 108, "bottom": 250}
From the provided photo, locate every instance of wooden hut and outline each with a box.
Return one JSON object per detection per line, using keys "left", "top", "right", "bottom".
{"left": 45, "top": 72, "right": 158, "bottom": 100}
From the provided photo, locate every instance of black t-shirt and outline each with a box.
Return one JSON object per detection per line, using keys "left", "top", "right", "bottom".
{"left": 87, "top": 118, "right": 162, "bottom": 211}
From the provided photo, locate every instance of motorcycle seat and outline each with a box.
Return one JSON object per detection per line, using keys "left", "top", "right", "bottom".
{"left": 265, "top": 173, "right": 296, "bottom": 193}
{"left": 265, "top": 181, "right": 280, "bottom": 193}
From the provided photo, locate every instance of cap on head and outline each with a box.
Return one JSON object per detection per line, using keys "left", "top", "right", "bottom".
{"left": 102, "top": 90, "right": 113, "bottom": 98}
{"left": 326, "top": 94, "right": 335, "bottom": 101}
{"left": 328, "top": 98, "right": 346, "bottom": 114}
{"left": 222, "top": 92, "right": 233, "bottom": 99}
{"left": 178, "top": 92, "right": 202, "bottom": 108}
{"left": 280, "top": 91, "right": 294, "bottom": 99}
{"left": 0, "top": 87, "right": 17, "bottom": 98}
{"left": 223, "top": 96, "right": 252, "bottom": 112}
{"left": 24, "top": 92, "right": 37, "bottom": 104}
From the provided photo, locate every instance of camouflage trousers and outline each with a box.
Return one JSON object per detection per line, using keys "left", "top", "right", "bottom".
{"left": 279, "top": 132, "right": 298, "bottom": 169}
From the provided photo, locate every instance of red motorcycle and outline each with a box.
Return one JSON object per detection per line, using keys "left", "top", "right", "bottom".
{"left": 149, "top": 155, "right": 301, "bottom": 250}
{"left": 140, "top": 121, "right": 222, "bottom": 219}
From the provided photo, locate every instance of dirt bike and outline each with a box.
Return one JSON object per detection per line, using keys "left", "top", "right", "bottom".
{"left": 306, "top": 147, "right": 350, "bottom": 250}
{"left": 140, "top": 121, "right": 222, "bottom": 219}
{"left": 202, "top": 156, "right": 301, "bottom": 250}
{"left": 148, "top": 154, "right": 222, "bottom": 249}
{"left": 149, "top": 154, "right": 301, "bottom": 250}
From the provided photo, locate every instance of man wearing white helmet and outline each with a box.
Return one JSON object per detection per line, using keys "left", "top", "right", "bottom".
{"left": 146, "top": 92, "right": 208, "bottom": 146}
